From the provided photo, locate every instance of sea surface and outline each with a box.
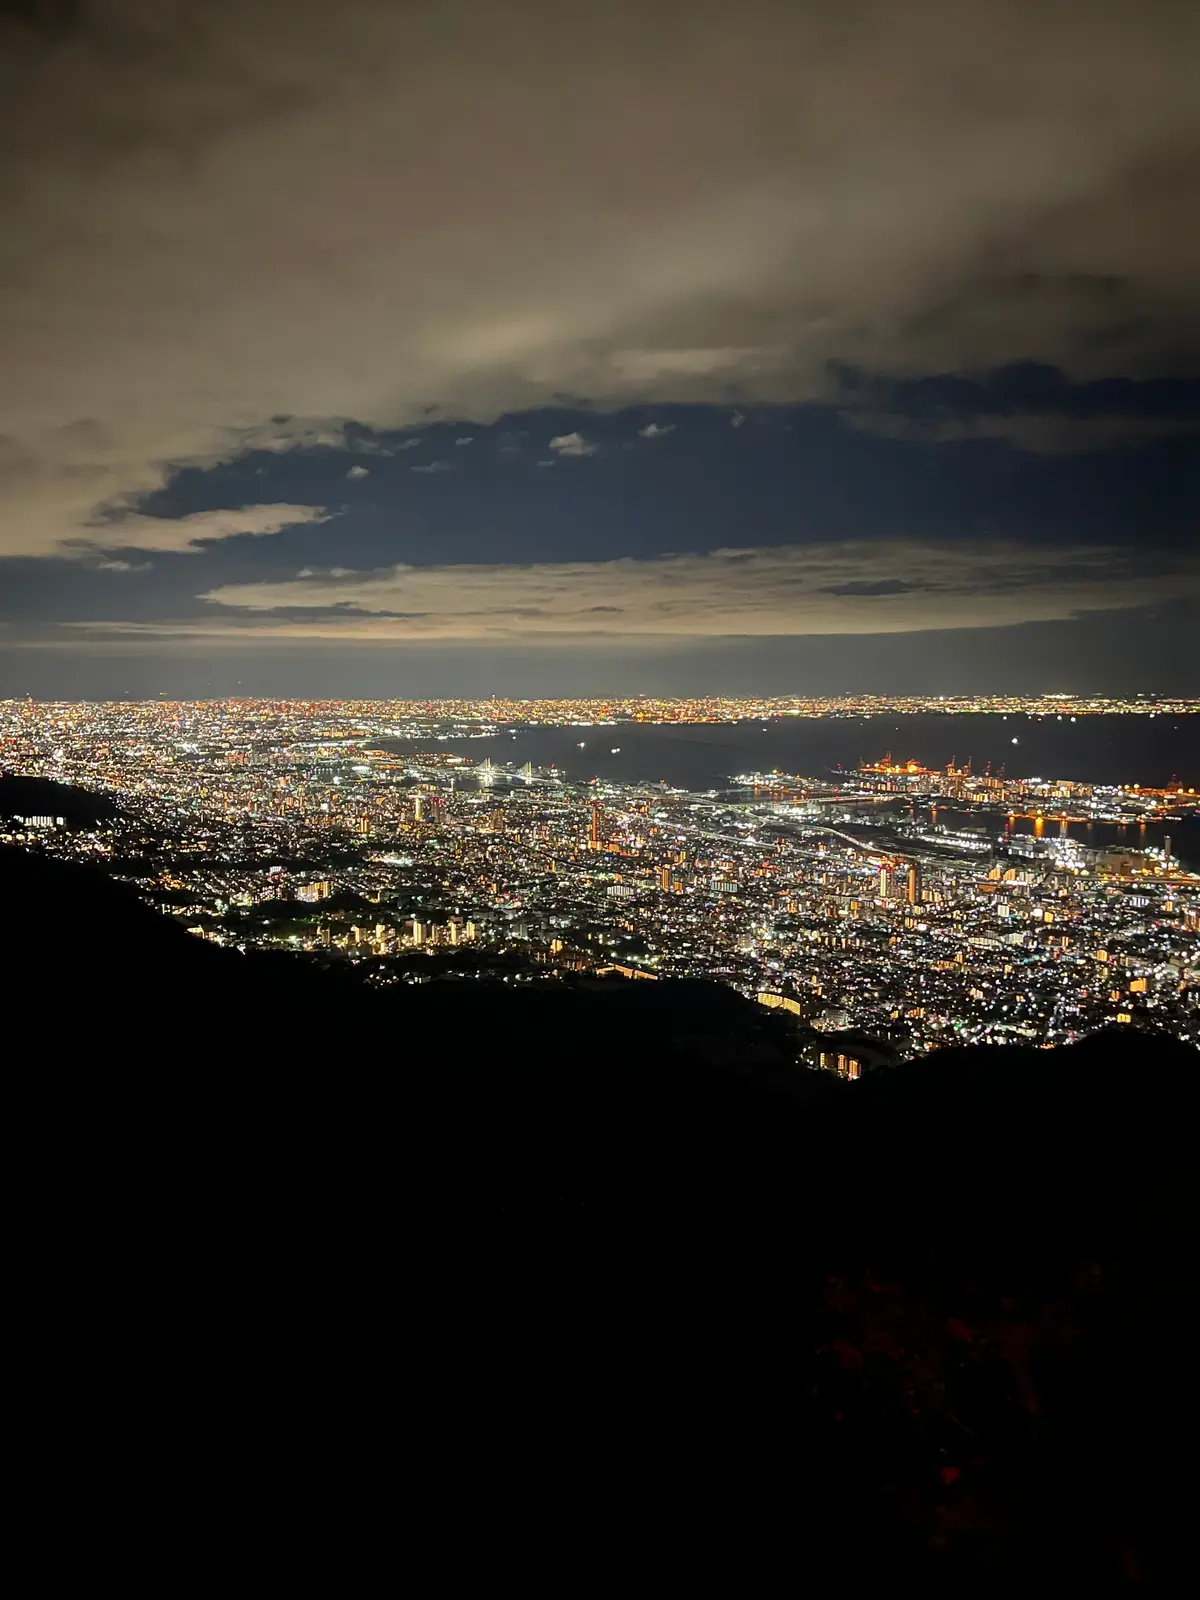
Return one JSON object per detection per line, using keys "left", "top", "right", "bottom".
{"left": 380, "top": 713, "right": 1197, "bottom": 790}
{"left": 376, "top": 713, "right": 1200, "bottom": 868}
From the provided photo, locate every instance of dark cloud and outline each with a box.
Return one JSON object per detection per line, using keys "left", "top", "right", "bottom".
{"left": 2, "top": 397, "right": 1195, "bottom": 668}
{"left": 0, "top": 0, "right": 1196, "bottom": 559}
{"left": 0, "top": 0, "right": 1196, "bottom": 694}
{"left": 87, "top": 539, "right": 1183, "bottom": 643}
{"left": 834, "top": 362, "right": 1200, "bottom": 450}
{"left": 821, "top": 579, "right": 927, "bottom": 597}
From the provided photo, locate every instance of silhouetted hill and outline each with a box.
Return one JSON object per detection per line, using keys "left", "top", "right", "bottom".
{"left": 0, "top": 842, "right": 805, "bottom": 1065}
{"left": 7, "top": 839, "right": 1197, "bottom": 1582}
{"left": 0, "top": 772, "right": 117, "bottom": 826}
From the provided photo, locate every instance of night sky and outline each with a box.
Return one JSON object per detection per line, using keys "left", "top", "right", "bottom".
{"left": 0, "top": 0, "right": 1197, "bottom": 697}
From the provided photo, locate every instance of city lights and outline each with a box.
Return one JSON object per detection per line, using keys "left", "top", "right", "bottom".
{"left": 2, "top": 695, "right": 1197, "bottom": 1057}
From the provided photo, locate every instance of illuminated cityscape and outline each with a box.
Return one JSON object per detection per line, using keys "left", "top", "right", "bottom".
{"left": 2, "top": 1, "right": 1198, "bottom": 1576}
{"left": 3, "top": 696, "right": 1196, "bottom": 1061}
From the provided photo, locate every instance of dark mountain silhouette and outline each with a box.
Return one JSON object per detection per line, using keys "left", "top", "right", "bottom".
{"left": 0, "top": 772, "right": 117, "bottom": 827}
{"left": 6, "top": 838, "right": 1196, "bottom": 1582}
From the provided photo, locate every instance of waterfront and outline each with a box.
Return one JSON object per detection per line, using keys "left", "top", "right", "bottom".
{"left": 6, "top": 698, "right": 1198, "bottom": 1051}
{"left": 376, "top": 713, "right": 1197, "bottom": 790}
{"left": 838, "top": 805, "right": 1197, "bottom": 873}
{"left": 923, "top": 806, "right": 1196, "bottom": 869}
{"left": 375, "top": 714, "right": 1200, "bottom": 868}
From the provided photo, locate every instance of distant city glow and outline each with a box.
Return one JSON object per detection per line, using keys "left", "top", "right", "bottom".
{"left": 2, "top": 695, "right": 1197, "bottom": 1060}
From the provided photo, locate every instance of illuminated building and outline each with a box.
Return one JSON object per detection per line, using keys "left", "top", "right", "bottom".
{"left": 907, "top": 862, "right": 922, "bottom": 905}
{"left": 758, "top": 992, "right": 801, "bottom": 1015}
{"left": 820, "top": 1051, "right": 863, "bottom": 1079}
{"left": 589, "top": 802, "right": 602, "bottom": 851}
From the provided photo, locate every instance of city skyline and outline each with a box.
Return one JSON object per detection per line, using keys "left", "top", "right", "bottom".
{"left": 4, "top": 696, "right": 1196, "bottom": 1053}
{"left": 5, "top": 691, "right": 1199, "bottom": 715}
{"left": 1, "top": 1, "right": 1198, "bottom": 696}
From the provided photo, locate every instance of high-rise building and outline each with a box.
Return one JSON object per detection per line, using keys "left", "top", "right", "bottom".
{"left": 589, "top": 802, "right": 602, "bottom": 851}
{"left": 659, "top": 864, "right": 672, "bottom": 892}
{"left": 907, "top": 862, "right": 922, "bottom": 905}
{"left": 413, "top": 793, "right": 425, "bottom": 822}
{"left": 878, "top": 865, "right": 895, "bottom": 900}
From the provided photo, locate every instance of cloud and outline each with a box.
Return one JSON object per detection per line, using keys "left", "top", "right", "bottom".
{"left": 821, "top": 578, "right": 918, "bottom": 597}
{"left": 237, "top": 422, "right": 354, "bottom": 454}
{"left": 220, "top": 418, "right": 416, "bottom": 456}
{"left": 161, "top": 539, "right": 1200, "bottom": 642}
{"left": 638, "top": 422, "right": 676, "bottom": 439}
{"left": 410, "top": 460, "right": 451, "bottom": 474}
{"left": 455, "top": 436, "right": 475, "bottom": 446}
{"left": 842, "top": 409, "right": 1200, "bottom": 453}
{"left": 74, "top": 504, "right": 329, "bottom": 555}
{"left": 346, "top": 464, "right": 370, "bottom": 479}
{"left": 832, "top": 364, "right": 1200, "bottom": 453}
{"left": 1, "top": 0, "right": 1195, "bottom": 557}
{"left": 549, "top": 432, "right": 599, "bottom": 458}
{"left": 616, "top": 349, "right": 765, "bottom": 381}
{"left": 730, "top": 411, "right": 746, "bottom": 429}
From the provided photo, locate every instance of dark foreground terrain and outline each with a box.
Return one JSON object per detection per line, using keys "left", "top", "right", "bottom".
{"left": 5, "top": 841, "right": 1197, "bottom": 1583}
